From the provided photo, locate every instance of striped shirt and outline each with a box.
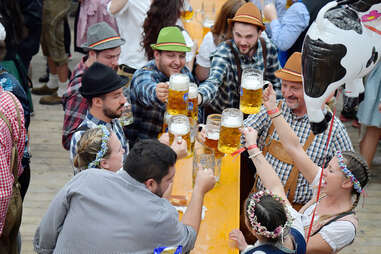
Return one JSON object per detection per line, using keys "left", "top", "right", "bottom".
{"left": 198, "top": 38, "right": 281, "bottom": 113}
{"left": 244, "top": 100, "right": 353, "bottom": 204}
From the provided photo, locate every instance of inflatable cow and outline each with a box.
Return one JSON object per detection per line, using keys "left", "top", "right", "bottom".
{"left": 302, "top": 0, "right": 381, "bottom": 134}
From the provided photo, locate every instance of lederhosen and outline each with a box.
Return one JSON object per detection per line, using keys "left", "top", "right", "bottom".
{"left": 253, "top": 106, "right": 315, "bottom": 210}
{"left": 0, "top": 92, "right": 23, "bottom": 254}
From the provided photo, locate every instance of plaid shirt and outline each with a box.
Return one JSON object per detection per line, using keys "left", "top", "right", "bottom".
{"left": 62, "top": 57, "right": 88, "bottom": 151}
{"left": 70, "top": 111, "right": 128, "bottom": 174}
{"left": 244, "top": 100, "right": 353, "bottom": 204}
{"left": 127, "top": 60, "right": 194, "bottom": 143}
{"left": 0, "top": 87, "right": 26, "bottom": 235}
{"left": 198, "top": 38, "right": 280, "bottom": 113}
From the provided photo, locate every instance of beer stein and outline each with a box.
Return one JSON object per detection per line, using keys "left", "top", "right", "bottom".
{"left": 119, "top": 102, "right": 133, "bottom": 127}
{"left": 203, "top": 114, "right": 224, "bottom": 158}
{"left": 193, "top": 146, "right": 215, "bottom": 187}
{"left": 168, "top": 73, "right": 190, "bottom": 115}
{"left": 187, "top": 83, "right": 198, "bottom": 121}
{"left": 218, "top": 108, "right": 243, "bottom": 154}
{"left": 168, "top": 114, "right": 191, "bottom": 155}
{"left": 240, "top": 68, "right": 264, "bottom": 114}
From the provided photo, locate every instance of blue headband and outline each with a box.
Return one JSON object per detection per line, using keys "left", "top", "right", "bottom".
{"left": 88, "top": 125, "right": 111, "bottom": 168}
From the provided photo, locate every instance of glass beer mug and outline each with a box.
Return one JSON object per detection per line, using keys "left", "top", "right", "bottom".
{"left": 240, "top": 68, "right": 264, "bottom": 114}
{"left": 187, "top": 83, "right": 198, "bottom": 121}
{"left": 168, "top": 73, "right": 190, "bottom": 115}
{"left": 203, "top": 114, "right": 224, "bottom": 158}
{"left": 218, "top": 108, "right": 243, "bottom": 154}
{"left": 168, "top": 114, "right": 191, "bottom": 155}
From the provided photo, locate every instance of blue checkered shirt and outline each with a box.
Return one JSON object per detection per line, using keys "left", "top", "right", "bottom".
{"left": 70, "top": 111, "right": 129, "bottom": 174}
{"left": 127, "top": 60, "right": 195, "bottom": 143}
{"left": 198, "top": 38, "right": 281, "bottom": 113}
{"left": 244, "top": 100, "right": 354, "bottom": 204}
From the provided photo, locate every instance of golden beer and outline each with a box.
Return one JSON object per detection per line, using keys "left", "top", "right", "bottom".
{"left": 168, "top": 73, "right": 189, "bottom": 115}
{"left": 240, "top": 68, "right": 263, "bottom": 114}
{"left": 218, "top": 109, "right": 243, "bottom": 154}
{"left": 240, "top": 88, "right": 263, "bottom": 114}
{"left": 205, "top": 132, "right": 224, "bottom": 158}
{"left": 187, "top": 83, "right": 198, "bottom": 121}
{"left": 202, "top": 18, "right": 214, "bottom": 38}
{"left": 168, "top": 115, "right": 191, "bottom": 155}
{"left": 182, "top": 10, "right": 194, "bottom": 21}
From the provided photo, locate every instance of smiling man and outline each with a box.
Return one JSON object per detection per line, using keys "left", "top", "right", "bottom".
{"left": 197, "top": 2, "right": 280, "bottom": 116}
{"left": 127, "top": 26, "right": 195, "bottom": 147}
{"left": 243, "top": 52, "right": 353, "bottom": 208}
{"left": 70, "top": 62, "right": 128, "bottom": 174}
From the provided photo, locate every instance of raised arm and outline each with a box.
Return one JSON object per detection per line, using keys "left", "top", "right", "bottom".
{"left": 262, "top": 85, "right": 319, "bottom": 183}
{"left": 241, "top": 127, "right": 290, "bottom": 207}
{"left": 109, "top": 0, "right": 129, "bottom": 15}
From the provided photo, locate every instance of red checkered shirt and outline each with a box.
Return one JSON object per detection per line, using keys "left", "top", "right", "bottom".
{"left": 62, "top": 57, "right": 88, "bottom": 150}
{"left": 0, "top": 87, "right": 25, "bottom": 235}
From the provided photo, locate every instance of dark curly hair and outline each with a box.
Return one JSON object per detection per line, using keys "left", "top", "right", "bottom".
{"left": 141, "top": 0, "right": 184, "bottom": 60}
{"left": 0, "top": 0, "right": 25, "bottom": 58}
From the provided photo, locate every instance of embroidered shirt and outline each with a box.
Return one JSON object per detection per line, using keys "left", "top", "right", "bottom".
{"left": 244, "top": 100, "right": 353, "bottom": 204}
{"left": 62, "top": 57, "right": 88, "bottom": 151}
{"left": 0, "top": 86, "right": 26, "bottom": 234}
{"left": 70, "top": 111, "right": 128, "bottom": 174}
{"left": 198, "top": 38, "right": 281, "bottom": 113}
{"left": 127, "top": 60, "right": 194, "bottom": 143}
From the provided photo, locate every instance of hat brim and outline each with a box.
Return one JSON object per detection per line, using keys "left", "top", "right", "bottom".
{"left": 81, "top": 38, "right": 126, "bottom": 51}
{"left": 274, "top": 69, "right": 302, "bottom": 83}
{"left": 80, "top": 78, "right": 128, "bottom": 98}
{"left": 151, "top": 44, "right": 191, "bottom": 52}
{"left": 228, "top": 17, "right": 265, "bottom": 31}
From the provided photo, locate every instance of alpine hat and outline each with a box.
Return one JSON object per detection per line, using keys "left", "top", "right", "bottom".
{"left": 80, "top": 62, "right": 127, "bottom": 99}
{"left": 151, "top": 26, "right": 191, "bottom": 52}
{"left": 81, "top": 22, "right": 125, "bottom": 51}
{"left": 228, "top": 2, "right": 265, "bottom": 31}
{"left": 274, "top": 52, "right": 303, "bottom": 83}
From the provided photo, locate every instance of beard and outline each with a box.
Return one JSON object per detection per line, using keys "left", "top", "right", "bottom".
{"left": 103, "top": 104, "right": 123, "bottom": 119}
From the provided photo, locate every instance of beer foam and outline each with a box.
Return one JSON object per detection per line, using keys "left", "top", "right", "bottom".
{"left": 206, "top": 131, "right": 219, "bottom": 140}
{"left": 242, "top": 77, "right": 263, "bottom": 90}
{"left": 169, "top": 122, "right": 190, "bottom": 136}
{"left": 188, "top": 85, "right": 198, "bottom": 98}
{"left": 170, "top": 74, "right": 189, "bottom": 91}
{"left": 221, "top": 116, "right": 242, "bottom": 128}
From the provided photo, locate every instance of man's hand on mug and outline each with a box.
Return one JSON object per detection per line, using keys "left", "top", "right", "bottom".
{"left": 156, "top": 82, "right": 169, "bottom": 103}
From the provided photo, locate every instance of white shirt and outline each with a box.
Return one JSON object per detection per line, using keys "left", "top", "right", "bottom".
{"left": 108, "top": 0, "right": 151, "bottom": 69}
{"left": 300, "top": 170, "right": 356, "bottom": 252}
{"left": 196, "top": 31, "right": 216, "bottom": 68}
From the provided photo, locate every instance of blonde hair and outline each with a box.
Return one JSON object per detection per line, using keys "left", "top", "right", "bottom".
{"left": 73, "top": 128, "right": 112, "bottom": 170}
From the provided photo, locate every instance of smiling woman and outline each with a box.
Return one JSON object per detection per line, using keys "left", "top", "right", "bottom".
{"left": 233, "top": 84, "right": 369, "bottom": 254}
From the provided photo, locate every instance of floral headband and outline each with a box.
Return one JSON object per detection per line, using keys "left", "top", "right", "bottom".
{"left": 336, "top": 151, "right": 362, "bottom": 193}
{"left": 247, "top": 191, "right": 293, "bottom": 239}
{"left": 88, "top": 125, "right": 111, "bottom": 168}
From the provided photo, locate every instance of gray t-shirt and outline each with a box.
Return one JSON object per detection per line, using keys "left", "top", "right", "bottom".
{"left": 34, "top": 169, "right": 196, "bottom": 254}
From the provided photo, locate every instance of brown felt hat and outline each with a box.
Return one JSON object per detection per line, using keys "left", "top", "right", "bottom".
{"left": 275, "top": 52, "right": 302, "bottom": 82}
{"left": 228, "top": 2, "right": 265, "bottom": 31}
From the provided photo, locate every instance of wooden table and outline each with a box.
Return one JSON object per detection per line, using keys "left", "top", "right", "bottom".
{"left": 172, "top": 153, "right": 240, "bottom": 253}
